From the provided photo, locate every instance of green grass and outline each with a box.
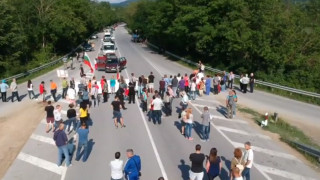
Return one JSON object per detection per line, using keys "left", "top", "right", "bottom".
{"left": 16, "top": 61, "right": 63, "bottom": 84}
{"left": 238, "top": 106, "right": 320, "bottom": 165}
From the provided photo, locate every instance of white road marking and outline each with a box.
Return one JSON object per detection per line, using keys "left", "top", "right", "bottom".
{"left": 117, "top": 41, "right": 168, "bottom": 180}
{"left": 215, "top": 126, "right": 270, "bottom": 140}
{"left": 232, "top": 142, "right": 299, "bottom": 161}
{"left": 17, "top": 152, "right": 66, "bottom": 175}
{"left": 30, "top": 134, "right": 55, "bottom": 146}
{"left": 195, "top": 98, "right": 222, "bottom": 104}
{"left": 254, "top": 164, "right": 317, "bottom": 180}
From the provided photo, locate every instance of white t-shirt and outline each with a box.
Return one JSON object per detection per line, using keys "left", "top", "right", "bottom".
{"left": 54, "top": 110, "right": 62, "bottom": 121}
{"left": 190, "top": 82, "right": 197, "bottom": 91}
{"left": 67, "top": 88, "right": 76, "bottom": 100}
{"left": 187, "top": 114, "right": 193, "bottom": 124}
{"left": 234, "top": 177, "right": 243, "bottom": 180}
{"left": 152, "top": 98, "right": 163, "bottom": 110}
{"left": 245, "top": 149, "right": 254, "bottom": 168}
{"left": 110, "top": 159, "right": 123, "bottom": 179}
{"left": 27, "top": 84, "right": 33, "bottom": 91}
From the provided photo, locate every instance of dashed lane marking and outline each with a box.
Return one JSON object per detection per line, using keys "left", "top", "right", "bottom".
{"left": 17, "top": 152, "right": 66, "bottom": 175}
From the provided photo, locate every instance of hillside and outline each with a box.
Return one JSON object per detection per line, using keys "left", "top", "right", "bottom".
{"left": 111, "top": 0, "right": 139, "bottom": 7}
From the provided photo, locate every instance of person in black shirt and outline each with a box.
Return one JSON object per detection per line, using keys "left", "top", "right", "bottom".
{"left": 66, "top": 104, "right": 77, "bottom": 132}
{"left": 45, "top": 101, "right": 55, "bottom": 133}
{"left": 111, "top": 96, "right": 126, "bottom": 128}
{"left": 249, "top": 73, "right": 255, "bottom": 93}
{"left": 128, "top": 82, "right": 135, "bottom": 104}
{"left": 148, "top": 72, "right": 155, "bottom": 93}
{"left": 116, "top": 87, "right": 127, "bottom": 110}
{"left": 189, "top": 144, "right": 205, "bottom": 180}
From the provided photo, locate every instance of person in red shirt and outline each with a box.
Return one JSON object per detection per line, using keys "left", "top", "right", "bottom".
{"left": 39, "top": 81, "right": 46, "bottom": 102}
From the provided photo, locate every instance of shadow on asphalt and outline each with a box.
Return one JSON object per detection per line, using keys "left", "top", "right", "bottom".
{"left": 178, "top": 159, "right": 190, "bottom": 180}
{"left": 216, "top": 105, "right": 227, "bottom": 118}
{"left": 220, "top": 156, "right": 231, "bottom": 179}
{"left": 193, "top": 121, "right": 203, "bottom": 139}
{"left": 86, "top": 139, "right": 95, "bottom": 161}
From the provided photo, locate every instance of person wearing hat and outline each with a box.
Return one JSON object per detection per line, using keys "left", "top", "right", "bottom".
{"left": 0, "top": 80, "right": 9, "bottom": 102}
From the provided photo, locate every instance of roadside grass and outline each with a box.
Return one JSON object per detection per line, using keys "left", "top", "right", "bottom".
{"left": 16, "top": 62, "right": 63, "bottom": 84}
{"left": 238, "top": 106, "right": 320, "bottom": 166}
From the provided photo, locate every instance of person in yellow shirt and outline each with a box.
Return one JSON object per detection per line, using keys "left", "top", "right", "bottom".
{"left": 79, "top": 102, "right": 88, "bottom": 128}
{"left": 50, "top": 80, "right": 58, "bottom": 102}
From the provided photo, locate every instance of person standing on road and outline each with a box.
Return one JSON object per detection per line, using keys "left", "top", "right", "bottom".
{"left": 227, "top": 72, "right": 235, "bottom": 89}
{"left": 76, "top": 123, "right": 89, "bottom": 162}
{"left": 141, "top": 88, "right": 148, "bottom": 112}
{"left": 110, "top": 152, "right": 124, "bottom": 180}
{"left": 199, "top": 78, "right": 205, "bottom": 97}
{"left": 201, "top": 106, "right": 212, "bottom": 141}
{"left": 205, "top": 75, "right": 212, "bottom": 95}
{"left": 178, "top": 77, "right": 185, "bottom": 96}
{"left": 151, "top": 95, "right": 163, "bottom": 125}
{"left": 232, "top": 90, "right": 238, "bottom": 118}
{"left": 242, "top": 142, "right": 254, "bottom": 180}
{"left": 50, "top": 80, "right": 58, "bottom": 102}
{"left": 180, "top": 109, "right": 187, "bottom": 135}
{"left": 230, "top": 148, "right": 245, "bottom": 180}
{"left": 62, "top": 77, "right": 69, "bottom": 99}
{"left": 159, "top": 77, "right": 166, "bottom": 99}
{"left": 102, "top": 79, "right": 109, "bottom": 103}
{"left": 206, "top": 148, "right": 222, "bottom": 180}
{"left": 241, "top": 74, "right": 250, "bottom": 93}
{"left": 39, "top": 81, "right": 46, "bottom": 102}
{"left": 116, "top": 87, "right": 127, "bottom": 110}
{"left": 1, "top": 80, "right": 9, "bottom": 102}
{"left": 189, "top": 144, "right": 205, "bottom": 180}
{"left": 82, "top": 88, "right": 90, "bottom": 107}
{"left": 45, "top": 101, "right": 55, "bottom": 133}
{"left": 184, "top": 74, "right": 190, "bottom": 94}
{"left": 70, "top": 77, "right": 75, "bottom": 90}
{"left": 67, "top": 85, "right": 76, "bottom": 106}
{"left": 249, "top": 73, "right": 255, "bottom": 93}
{"left": 110, "top": 75, "right": 116, "bottom": 94}
{"left": 53, "top": 105, "right": 62, "bottom": 132}
{"left": 226, "top": 91, "right": 236, "bottom": 119}
{"left": 66, "top": 104, "right": 77, "bottom": 133}
{"left": 171, "top": 75, "right": 178, "bottom": 97}
{"left": 178, "top": 91, "right": 189, "bottom": 118}
{"left": 124, "top": 149, "right": 141, "bottom": 180}
{"left": 185, "top": 108, "right": 194, "bottom": 140}
{"left": 90, "top": 82, "right": 99, "bottom": 107}
{"left": 27, "top": 80, "right": 36, "bottom": 99}
{"left": 53, "top": 123, "right": 71, "bottom": 167}
{"left": 79, "top": 102, "right": 88, "bottom": 128}
{"left": 112, "top": 96, "right": 126, "bottom": 128}
{"left": 128, "top": 82, "right": 135, "bottom": 104}
{"left": 190, "top": 78, "right": 197, "bottom": 100}
{"left": 148, "top": 72, "right": 155, "bottom": 93}
{"left": 213, "top": 74, "right": 220, "bottom": 95}
{"left": 10, "top": 78, "right": 20, "bottom": 102}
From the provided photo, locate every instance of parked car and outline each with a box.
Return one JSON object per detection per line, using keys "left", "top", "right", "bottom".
{"left": 96, "top": 53, "right": 127, "bottom": 72}
{"left": 83, "top": 43, "right": 93, "bottom": 52}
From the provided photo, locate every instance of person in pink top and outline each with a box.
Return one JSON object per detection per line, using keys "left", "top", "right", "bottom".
{"left": 39, "top": 81, "right": 46, "bottom": 102}
{"left": 184, "top": 73, "right": 189, "bottom": 94}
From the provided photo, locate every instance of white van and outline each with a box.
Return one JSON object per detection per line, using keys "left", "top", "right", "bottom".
{"left": 101, "top": 42, "right": 116, "bottom": 54}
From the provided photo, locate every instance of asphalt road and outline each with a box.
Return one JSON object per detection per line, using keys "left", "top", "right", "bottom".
{"left": 2, "top": 25, "right": 320, "bottom": 180}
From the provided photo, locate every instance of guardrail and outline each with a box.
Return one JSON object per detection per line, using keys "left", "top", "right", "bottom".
{"left": 147, "top": 42, "right": 320, "bottom": 99}
{"left": 290, "top": 141, "right": 320, "bottom": 162}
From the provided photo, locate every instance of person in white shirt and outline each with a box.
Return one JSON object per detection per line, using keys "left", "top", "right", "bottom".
{"left": 110, "top": 152, "right": 124, "bottom": 180}
{"left": 242, "top": 141, "right": 254, "bottom": 180}
{"left": 27, "top": 80, "right": 36, "bottom": 99}
{"left": 53, "top": 105, "right": 62, "bottom": 132}
{"left": 151, "top": 95, "right": 163, "bottom": 124}
{"left": 178, "top": 91, "right": 189, "bottom": 118}
{"left": 67, "top": 87, "right": 76, "bottom": 106}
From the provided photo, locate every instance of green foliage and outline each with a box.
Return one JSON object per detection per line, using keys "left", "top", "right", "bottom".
{"left": 0, "top": 0, "right": 118, "bottom": 79}
{"left": 123, "top": 0, "right": 320, "bottom": 93}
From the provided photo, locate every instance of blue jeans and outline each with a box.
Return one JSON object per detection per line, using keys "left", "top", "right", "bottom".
{"left": 153, "top": 110, "right": 162, "bottom": 124}
{"left": 233, "top": 103, "right": 237, "bottom": 116}
{"left": 242, "top": 167, "right": 251, "bottom": 180}
{"left": 202, "top": 125, "right": 210, "bottom": 140}
{"left": 190, "top": 91, "right": 196, "bottom": 100}
{"left": 185, "top": 123, "right": 192, "bottom": 138}
{"left": 221, "top": 84, "right": 226, "bottom": 91}
{"left": 66, "top": 117, "right": 77, "bottom": 131}
{"left": 54, "top": 121, "right": 60, "bottom": 131}
{"left": 76, "top": 141, "right": 88, "bottom": 161}
{"left": 57, "top": 145, "right": 71, "bottom": 166}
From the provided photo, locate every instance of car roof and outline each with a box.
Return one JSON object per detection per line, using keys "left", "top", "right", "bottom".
{"left": 103, "top": 42, "right": 114, "bottom": 45}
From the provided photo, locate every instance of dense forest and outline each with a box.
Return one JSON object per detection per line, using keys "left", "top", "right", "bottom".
{"left": 122, "top": 0, "right": 320, "bottom": 92}
{"left": 0, "top": 0, "right": 118, "bottom": 78}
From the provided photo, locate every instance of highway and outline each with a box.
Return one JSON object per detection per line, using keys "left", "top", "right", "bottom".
{"left": 2, "top": 25, "right": 320, "bottom": 180}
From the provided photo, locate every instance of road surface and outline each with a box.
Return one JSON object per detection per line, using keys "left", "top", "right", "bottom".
{"left": 2, "top": 25, "right": 319, "bottom": 180}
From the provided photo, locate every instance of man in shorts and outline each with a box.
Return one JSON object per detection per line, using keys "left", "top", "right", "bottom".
{"left": 45, "top": 101, "right": 55, "bottom": 133}
{"left": 111, "top": 96, "right": 126, "bottom": 128}
{"left": 148, "top": 72, "right": 155, "bottom": 93}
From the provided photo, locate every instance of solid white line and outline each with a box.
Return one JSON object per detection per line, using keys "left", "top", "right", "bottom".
{"left": 216, "top": 126, "right": 270, "bottom": 140}
{"left": 254, "top": 164, "right": 317, "bottom": 180}
{"left": 191, "top": 103, "right": 272, "bottom": 180}
{"left": 117, "top": 37, "right": 168, "bottom": 180}
{"left": 17, "top": 152, "right": 66, "bottom": 175}
{"left": 30, "top": 134, "right": 55, "bottom": 146}
{"left": 232, "top": 142, "right": 299, "bottom": 161}
{"left": 195, "top": 98, "right": 222, "bottom": 104}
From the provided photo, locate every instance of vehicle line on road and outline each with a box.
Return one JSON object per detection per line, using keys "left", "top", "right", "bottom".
{"left": 117, "top": 37, "right": 168, "bottom": 180}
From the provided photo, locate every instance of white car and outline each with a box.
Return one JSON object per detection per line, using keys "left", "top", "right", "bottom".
{"left": 101, "top": 42, "right": 116, "bottom": 55}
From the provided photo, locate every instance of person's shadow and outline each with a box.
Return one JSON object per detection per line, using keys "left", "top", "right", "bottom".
{"left": 178, "top": 159, "right": 190, "bottom": 180}
{"left": 216, "top": 105, "right": 228, "bottom": 118}
{"left": 85, "top": 139, "right": 95, "bottom": 161}
{"left": 220, "top": 156, "right": 231, "bottom": 179}
{"left": 193, "top": 121, "right": 203, "bottom": 139}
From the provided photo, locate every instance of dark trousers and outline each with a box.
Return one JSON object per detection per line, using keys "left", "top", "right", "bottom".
{"left": 1, "top": 92, "right": 6, "bottom": 102}
{"left": 51, "top": 89, "right": 57, "bottom": 102}
{"left": 129, "top": 94, "right": 135, "bottom": 103}
{"left": 164, "top": 102, "right": 172, "bottom": 116}
{"left": 159, "top": 88, "right": 165, "bottom": 99}
{"left": 213, "top": 85, "right": 218, "bottom": 94}
{"left": 28, "top": 90, "right": 36, "bottom": 99}
{"left": 184, "top": 86, "right": 189, "bottom": 94}
{"left": 243, "top": 84, "right": 248, "bottom": 93}
{"left": 240, "top": 83, "right": 243, "bottom": 91}
{"left": 119, "top": 96, "right": 126, "bottom": 108}
{"left": 242, "top": 167, "right": 251, "bottom": 180}
{"left": 12, "top": 91, "right": 20, "bottom": 102}
{"left": 103, "top": 92, "right": 108, "bottom": 102}
{"left": 227, "top": 80, "right": 233, "bottom": 89}
{"left": 250, "top": 82, "right": 254, "bottom": 93}
{"left": 153, "top": 110, "right": 162, "bottom": 124}
{"left": 141, "top": 100, "right": 147, "bottom": 112}
{"left": 62, "top": 87, "right": 68, "bottom": 98}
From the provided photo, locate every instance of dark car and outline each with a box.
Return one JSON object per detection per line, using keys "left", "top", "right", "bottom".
{"left": 96, "top": 53, "right": 127, "bottom": 72}
{"left": 83, "top": 43, "right": 93, "bottom": 52}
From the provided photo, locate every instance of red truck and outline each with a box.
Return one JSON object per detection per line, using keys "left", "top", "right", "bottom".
{"left": 96, "top": 53, "right": 127, "bottom": 73}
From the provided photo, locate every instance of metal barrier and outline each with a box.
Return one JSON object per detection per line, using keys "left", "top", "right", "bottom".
{"left": 148, "top": 42, "right": 320, "bottom": 99}
{"left": 290, "top": 141, "right": 320, "bottom": 162}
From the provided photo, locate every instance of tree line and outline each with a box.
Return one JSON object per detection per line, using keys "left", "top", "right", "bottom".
{"left": 0, "top": 0, "right": 118, "bottom": 78}
{"left": 122, "top": 0, "right": 320, "bottom": 93}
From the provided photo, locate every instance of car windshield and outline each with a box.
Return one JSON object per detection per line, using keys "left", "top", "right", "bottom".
{"left": 107, "top": 58, "right": 118, "bottom": 64}
{"left": 103, "top": 45, "right": 114, "bottom": 50}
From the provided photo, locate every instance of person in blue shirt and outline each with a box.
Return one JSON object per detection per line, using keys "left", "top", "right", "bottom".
{"left": 1, "top": 80, "right": 9, "bottom": 102}
{"left": 110, "top": 75, "right": 116, "bottom": 94}
{"left": 76, "top": 123, "right": 89, "bottom": 162}
{"left": 205, "top": 75, "right": 212, "bottom": 95}
{"left": 124, "top": 149, "right": 141, "bottom": 180}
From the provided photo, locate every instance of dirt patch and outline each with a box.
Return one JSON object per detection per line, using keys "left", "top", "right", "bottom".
{"left": 0, "top": 101, "right": 45, "bottom": 178}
